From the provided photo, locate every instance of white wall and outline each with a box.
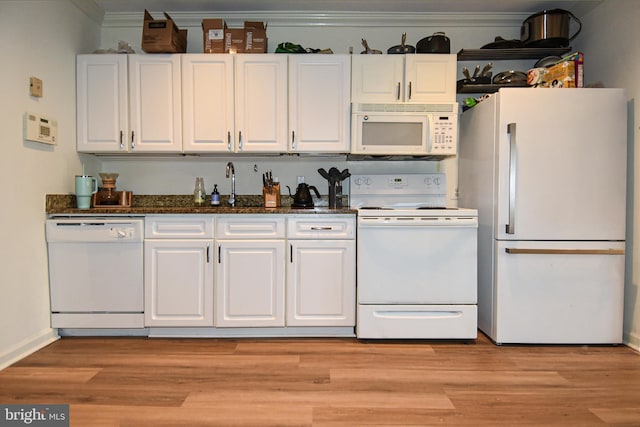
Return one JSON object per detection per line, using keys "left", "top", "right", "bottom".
{"left": 0, "top": 0, "right": 101, "bottom": 368}
{"left": 576, "top": 0, "right": 640, "bottom": 350}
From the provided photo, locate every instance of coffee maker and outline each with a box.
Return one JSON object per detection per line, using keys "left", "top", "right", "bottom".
{"left": 92, "top": 173, "right": 132, "bottom": 208}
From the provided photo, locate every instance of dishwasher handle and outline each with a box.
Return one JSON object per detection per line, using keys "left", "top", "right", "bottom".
{"left": 45, "top": 219, "right": 144, "bottom": 243}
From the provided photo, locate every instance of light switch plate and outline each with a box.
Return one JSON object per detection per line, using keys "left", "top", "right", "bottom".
{"left": 30, "top": 77, "right": 43, "bottom": 97}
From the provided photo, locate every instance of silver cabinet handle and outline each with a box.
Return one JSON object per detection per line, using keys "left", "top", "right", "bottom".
{"left": 206, "top": 243, "right": 210, "bottom": 263}
{"left": 506, "top": 248, "right": 624, "bottom": 255}
{"left": 227, "top": 131, "right": 231, "bottom": 151}
{"left": 130, "top": 130, "right": 135, "bottom": 150}
{"left": 310, "top": 227, "right": 333, "bottom": 230}
{"left": 291, "top": 130, "right": 296, "bottom": 149}
{"left": 408, "top": 81, "right": 412, "bottom": 100}
{"left": 119, "top": 130, "right": 124, "bottom": 150}
{"left": 238, "top": 131, "right": 243, "bottom": 150}
{"left": 506, "top": 123, "right": 516, "bottom": 234}
{"left": 396, "top": 82, "right": 401, "bottom": 101}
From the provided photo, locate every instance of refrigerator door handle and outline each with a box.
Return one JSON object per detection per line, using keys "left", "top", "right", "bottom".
{"left": 506, "top": 123, "right": 517, "bottom": 234}
{"left": 505, "top": 248, "right": 624, "bottom": 255}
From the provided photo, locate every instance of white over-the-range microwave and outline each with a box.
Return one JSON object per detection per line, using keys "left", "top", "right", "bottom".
{"left": 351, "top": 103, "right": 458, "bottom": 156}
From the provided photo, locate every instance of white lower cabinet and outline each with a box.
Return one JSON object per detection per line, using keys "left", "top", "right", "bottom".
{"left": 144, "top": 216, "right": 214, "bottom": 326}
{"left": 142, "top": 214, "right": 356, "bottom": 334}
{"left": 215, "top": 216, "right": 286, "bottom": 327}
{"left": 286, "top": 216, "right": 356, "bottom": 326}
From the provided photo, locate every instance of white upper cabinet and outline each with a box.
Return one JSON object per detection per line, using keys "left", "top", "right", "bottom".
{"left": 77, "top": 54, "right": 182, "bottom": 153}
{"left": 77, "top": 54, "right": 128, "bottom": 152}
{"left": 77, "top": 53, "right": 354, "bottom": 154}
{"left": 288, "top": 55, "right": 351, "bottom": 153}
{"left": 404, "top": 55, "right": 457, "bottom": 102}
{"left": 351, "top": 55, "right": 404, "bottom": 103}
{"left": 181, "top": 54, "right": 235, "bottom": 153}
{"left": 234, "top": 54, "right": 288, "bottom": 153}
{"left": 182, "top": 54, "right": 288, "bottom": 154}
{"left": 128, "top": 55, "right": 182, "bottom": 152}
{"left": 351, "top": 54, "right": 456, "bottom": 103}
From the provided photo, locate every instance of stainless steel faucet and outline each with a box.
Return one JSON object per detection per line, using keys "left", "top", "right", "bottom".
{"left": 225, "top": 161, "right": 236, "bottom": 207}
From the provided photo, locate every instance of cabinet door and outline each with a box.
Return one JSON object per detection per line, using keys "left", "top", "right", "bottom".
{"left": 145, "top": 239, "right": 214, "bottom": 327}
{"left": 234, "top": 54, "right": 288, "bottom": 152}
{"left": 77, "top": 54, "right": 129, "bottom": 153}
{"left": 351, "top": 55, "right": 404, "bottom": 103}
{"left": 128, "top": 54, "right": 182, "bottom": 152}
{"left": 404, "top": 54, "right": 456, "bottom": 102}
{"left": 182, "top": 54, "right": 235, "bottom": 153}
{"left": 287, "top": 240, "right": 355, "bottom": 326}
{"left": 216, "top": 240, "right": 285, "bottom": 327}
{"left": 288, "top": 55, "right": 351, "bottom": 153}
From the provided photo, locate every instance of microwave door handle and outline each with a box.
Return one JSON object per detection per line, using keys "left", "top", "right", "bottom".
{"left": 506, "top": 123, "right": 517, "bottom": 234}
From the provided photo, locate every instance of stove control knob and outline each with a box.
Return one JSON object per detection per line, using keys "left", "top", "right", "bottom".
{"left": 424, "top": 177, "right": 433, "bottom": 186}
{"left": 354, "top": 177, "right": 363, "bottom": 186}
{"left": 434, "top": 177, "right": 442, "bottom": 186}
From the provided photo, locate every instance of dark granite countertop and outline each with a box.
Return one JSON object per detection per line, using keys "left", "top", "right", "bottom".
{"left": 46, "top": 194, "right": 356, "bottom": 215}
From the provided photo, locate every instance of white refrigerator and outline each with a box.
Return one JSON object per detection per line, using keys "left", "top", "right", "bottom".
{"left": 458, "top": 88, "right": 627, "bottom": 344}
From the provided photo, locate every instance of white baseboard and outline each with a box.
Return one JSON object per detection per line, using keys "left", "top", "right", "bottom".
{"left": 623, "top": 330, "right": 640, "bottom": 352}
{"left": 0, "top": 328, "right": 59, "bottom": 371}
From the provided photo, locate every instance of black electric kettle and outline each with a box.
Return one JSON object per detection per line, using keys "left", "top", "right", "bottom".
{"left": 287, "top": 178, "right": 320, "bottom": 209}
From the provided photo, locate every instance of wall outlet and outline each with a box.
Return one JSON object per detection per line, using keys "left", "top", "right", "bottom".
{"left": 29, "top": 77, "right": 43, "bottom": 97}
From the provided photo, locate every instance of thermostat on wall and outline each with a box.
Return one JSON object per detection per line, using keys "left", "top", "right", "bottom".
{"left": 24, "top": 112, "right": 57, "bottom": 145}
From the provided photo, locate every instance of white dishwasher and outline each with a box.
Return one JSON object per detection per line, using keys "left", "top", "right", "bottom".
{"left": 46, "top": 218, "right": 144, "bottom": 329}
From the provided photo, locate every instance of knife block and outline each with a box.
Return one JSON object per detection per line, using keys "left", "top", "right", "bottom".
{"left": 263, "top": 183, "right": 281, "bottom": 208}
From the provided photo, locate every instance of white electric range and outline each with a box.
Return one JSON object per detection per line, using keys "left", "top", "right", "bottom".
{"left": 351, "top": 173, "right": 478, "bottom": 339}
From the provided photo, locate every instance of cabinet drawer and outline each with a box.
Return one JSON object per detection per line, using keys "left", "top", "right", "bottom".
{"left": 145, "top": 215, "right": 214, "bottom": 239}
{"left": 287, "top": 215, "right": 355, "bottom": 239}
{"left": 216, "top": 215, "right": 285, "bottom": 239}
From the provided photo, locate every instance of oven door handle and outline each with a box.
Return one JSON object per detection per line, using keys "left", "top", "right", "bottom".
{"left": 358, "top": 218, "right": 478, "bottom": 227}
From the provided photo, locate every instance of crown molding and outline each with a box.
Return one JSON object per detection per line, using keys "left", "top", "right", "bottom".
{"left": 102, "top": 10, "right": 528, "bottom": 28}
{"left": 71, "top": 0, "right": 105, "bottom": 24}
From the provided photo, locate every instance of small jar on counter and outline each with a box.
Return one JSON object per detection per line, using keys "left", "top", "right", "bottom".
{"left": 194, "top": 177, "right": 205, "bottom": 206}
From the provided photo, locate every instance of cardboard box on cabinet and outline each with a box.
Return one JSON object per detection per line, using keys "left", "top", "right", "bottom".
{"left": 141, "top": 9, "right": 187, "bottom": 53}
{"left": 225, "top": 28, "right": 246, "bottom": 53}
{"left": 202, "top": 19, "right": 267, "bottom": 53}
{"left": 202, "top": 18, "right": 226, "bottom": 53}
{"left": 244, "top": 21, "right": 267, "bottom": 53}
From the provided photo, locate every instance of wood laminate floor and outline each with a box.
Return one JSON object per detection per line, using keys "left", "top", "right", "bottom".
{"left": 1, "top": 333, "right": 639, "bottom": 426}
